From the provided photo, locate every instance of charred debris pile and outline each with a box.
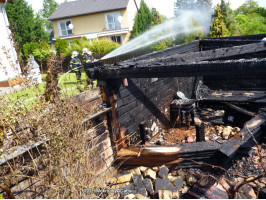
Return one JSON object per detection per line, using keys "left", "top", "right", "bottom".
{"left": 84, "top": 34, "right": 266, "bottom": 199}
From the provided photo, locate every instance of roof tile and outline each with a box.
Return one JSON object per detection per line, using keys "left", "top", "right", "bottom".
{"left": 48, "top": 0, "right": 130, "bottom": 20}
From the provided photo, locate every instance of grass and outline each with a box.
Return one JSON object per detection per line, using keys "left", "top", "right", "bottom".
{"left": 6, "top": 72, "right": 95, "bottom": 107}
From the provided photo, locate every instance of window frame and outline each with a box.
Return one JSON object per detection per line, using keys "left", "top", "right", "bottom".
{"left": 105, "top": 12, "right": 122, "bottom": 30}
{"left": 58, "top": 19, "right": 73, "bottom": 37}
{"left": 108, "top": 35, "right": 123, "bottom": 45}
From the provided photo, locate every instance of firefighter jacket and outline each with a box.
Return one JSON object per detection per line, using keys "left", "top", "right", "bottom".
{"left": 82, "top": 53, "right": 94, "bottom": 63}
{"left": 70, "top": 56, "right": 81, "bottom": 71}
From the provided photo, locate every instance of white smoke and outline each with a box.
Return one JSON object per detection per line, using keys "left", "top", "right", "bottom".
{"left": 102, "top": 10, "right": 211, "bottom": 60}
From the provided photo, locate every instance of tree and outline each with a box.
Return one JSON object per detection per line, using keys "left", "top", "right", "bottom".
{"left": 130, "top": 0, "right": 152, "bottom": 39}
{"left": 235, "top": 13, "right": 266, "bottom": 35}
{"left": 151, "top": 8, "right": 164, "bottom": 26}
{"left": 220, "top": 0, "right": 238, "bottom": 36}
{"left": 42, "top": 0, "right": 59, "bottom": 30}
{"left": 5, "top": 0, "right": 36, "bottom": 50}
{"left": 34, "top": 12, "right": 49, "bottom": 42}
{"left": 255, "top": 7, "right": 266, "bottom": 17}
{"left": 55, "top": 38, "right": 68, "bottom": 56}
{"left": 210, "top": 4, "right": 228, "bottom": 37}
{"left": 5, "top": 0, "right": 49, "bottom": 51}
{"left": 236, "top": 0, "right": 259, "bottom": 15}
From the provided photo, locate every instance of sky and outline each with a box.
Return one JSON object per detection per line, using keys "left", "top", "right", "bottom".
{"left": 26, "top": 0, "right": 266, "bottom": 18}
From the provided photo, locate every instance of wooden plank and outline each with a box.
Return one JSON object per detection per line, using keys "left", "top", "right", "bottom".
{"left": 0, "top": 137, "right": 48, "bottom": 166}
{"left": 216, "top": 116, "right": 265, "bottom": 160}
{"left": 116, "top": 142, "right": 221, "bottom": 167}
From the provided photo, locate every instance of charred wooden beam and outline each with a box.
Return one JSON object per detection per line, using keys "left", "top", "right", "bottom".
{"left": 216, "top": 116, "right": 266, "bottom": 160}
{"left": 91, "top": 59, "right": 266, "bottom": 79}
{"left": 226, "top": 103, "right": 256, "bottom": 117}
{"left": 116, "top": 142, "right": 222, "bottom": 167}
{"left": 118, "top": 42, "right": 266, "bottom": 66}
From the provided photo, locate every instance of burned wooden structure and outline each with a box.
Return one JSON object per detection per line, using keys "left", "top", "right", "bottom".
{"left": 85, "top": 34, "right": 266, "bottom": 168}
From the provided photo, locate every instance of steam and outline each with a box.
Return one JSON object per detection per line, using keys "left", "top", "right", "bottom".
{"left": 102, "top": 10, "right": 211, "bottom": 60}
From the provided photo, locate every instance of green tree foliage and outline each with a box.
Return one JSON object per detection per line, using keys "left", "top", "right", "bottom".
{"left": 34, "top": 12, "right": 50, "bottom": 42}
{"left": 174, "top": 0, "right": 212, "bottom": 16}
{"left": 55, "top": 38, "right": 68, "bottom": 56}
{"left": 130, "top": 0, "right": 152, "bottom": 39}
{"left": 210, "top": 4, "right": 228, "bottom": 37}
{"left": 231, "top": 0, "right": 266, "bottom": 36}
{"left": 255, "top": 7, "right": 266, "bottom": 17}
{"left": 42, "top": 0, "right": 59, "bottom": 30}
{"left": 220, "top": 0, "right": 240, "bottom": 36}
{"left": 235, "top": 13, "right": 266, "bottom": 35}
{"left": 151, "top": 8, "right": 164, "bottom": 26}
{"left": 5, "top": 0, "right": 49, "bottom": 51}
{"left": 23, "top": 41, "right": 51, "bottom": 60}
{"left": 236, "top": 0, "right": 259, "bottom": 15}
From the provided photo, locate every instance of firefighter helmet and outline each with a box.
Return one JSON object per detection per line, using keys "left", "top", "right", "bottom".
{"left": 72, "top": 51, "right": 79, "bottom": 56}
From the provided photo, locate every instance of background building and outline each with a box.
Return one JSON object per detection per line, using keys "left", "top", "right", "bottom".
{"left": 48, "top": 0, "right": 138, "bottom": 45}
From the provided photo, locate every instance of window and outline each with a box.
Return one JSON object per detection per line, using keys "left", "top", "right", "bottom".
{"left": 109, "top": 35, "right": 122, "bottom": 44}
{"left": 105, "top": 12, "right": 121, "bottom": 30}
{"left": 58, "top": 20, "right": 73, "bottom": 36}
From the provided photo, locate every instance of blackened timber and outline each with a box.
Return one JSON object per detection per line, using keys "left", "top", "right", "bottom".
{"left": 226, "top": 103, "right": 256, "bottom": 117}
{"left": 216, "top": 116, "right": 266, "bottom": 160}
{"left": 94, "top": 59, "right": 266, "bottom": 79}
{"left": 119, "top": 42, "right": 266, "bottom": 67}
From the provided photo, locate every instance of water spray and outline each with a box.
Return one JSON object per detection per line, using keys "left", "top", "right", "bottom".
{"left": 102, "top": 10, "right": 211, "bottom": 60}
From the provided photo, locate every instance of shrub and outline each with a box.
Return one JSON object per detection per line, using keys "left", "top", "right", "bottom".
{"left": 23, "top": 41, "right": 51, "bottom": 61}
{"left": 63, "top": 38, "right": 120, "bottom": 57}
{"left": 55, "top": 38, "right": 68, "bottom": 56}
{"left": 89, "top": 39, "right": 120, "bottom": 54}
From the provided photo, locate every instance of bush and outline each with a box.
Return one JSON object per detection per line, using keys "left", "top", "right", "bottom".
{"left": 63, "top": 38, "right": 120, "bottom": 57}
{"left": 55, "top": 38, "right": 68, "bottom": 56}
{"left": 23, "top": 41, "right": 51, "bottom": 61}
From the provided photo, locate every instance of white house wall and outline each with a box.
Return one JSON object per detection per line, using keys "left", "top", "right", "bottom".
{"left": 0, "top": 2, "right": 20, "bottom": 82}
{"left": 127, "top": 0, "right": 138, "bottom": 31}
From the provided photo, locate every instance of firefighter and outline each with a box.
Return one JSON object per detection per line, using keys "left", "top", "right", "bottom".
{"left": 82, "top": 48, "right": 94, "bottom": 63}
{"left": 70, "top": 51, "right": 82, "bottom": 83}
{"left": 82, "top": 48, "right": 95, "bottom": 87}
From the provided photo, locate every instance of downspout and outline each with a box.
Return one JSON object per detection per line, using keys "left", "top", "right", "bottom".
{"left": 1, "top": 0, "right": 20, "bottom": 75}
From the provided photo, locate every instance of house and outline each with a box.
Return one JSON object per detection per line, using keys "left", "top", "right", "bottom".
{"left": 48, "top": 0, "right": 138, "bottom": 45}
{"left": 0, "top": 0, "right": 20, "bottom": 82}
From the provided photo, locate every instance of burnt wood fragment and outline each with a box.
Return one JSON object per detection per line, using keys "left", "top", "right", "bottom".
{"left": 139, "top": 122, "right": 148, "bottom": 145}
{"left": 196, "top": 123, "right": 205, "bottom": 142}
{"left": 216, "top": 116, "right": 265, "bottom": 160}
{"left": 226, "top": 103, "right": 256, "bottom": 117}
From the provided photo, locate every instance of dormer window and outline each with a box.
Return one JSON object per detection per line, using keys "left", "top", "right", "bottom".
{"left": 105, "top": 12, "right": 121, "bottom": 30}
{"left": 58, "top": 20, "right": 73, "bottom": 36}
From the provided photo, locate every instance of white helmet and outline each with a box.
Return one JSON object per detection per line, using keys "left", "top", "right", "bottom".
{"left": 88, "top": 51, "right": 92, "bottom": 56}
{"left": 82, "top": 48, "right": 88, "bottom": 53}
{"left": 72, "top": 51, "right": 79, "bottom": 56}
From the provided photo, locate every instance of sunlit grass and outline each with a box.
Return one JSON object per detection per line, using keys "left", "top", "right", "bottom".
{"left": 6, "top": 72, "right": 96, "bottom": 108}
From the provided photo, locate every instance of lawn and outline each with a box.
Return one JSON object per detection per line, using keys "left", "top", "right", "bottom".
{"left": 6, "top": 72, "right": 95, "bottom": 107}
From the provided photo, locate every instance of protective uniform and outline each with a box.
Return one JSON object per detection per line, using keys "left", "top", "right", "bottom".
{"left": 70, "top": 51, "right": 82, "bottom": 82}
{"left": 82, "top": 48, "right": 94, "bottom": 63}
{"left": 82, "top": 48, "right": 95, "bottom": 86}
